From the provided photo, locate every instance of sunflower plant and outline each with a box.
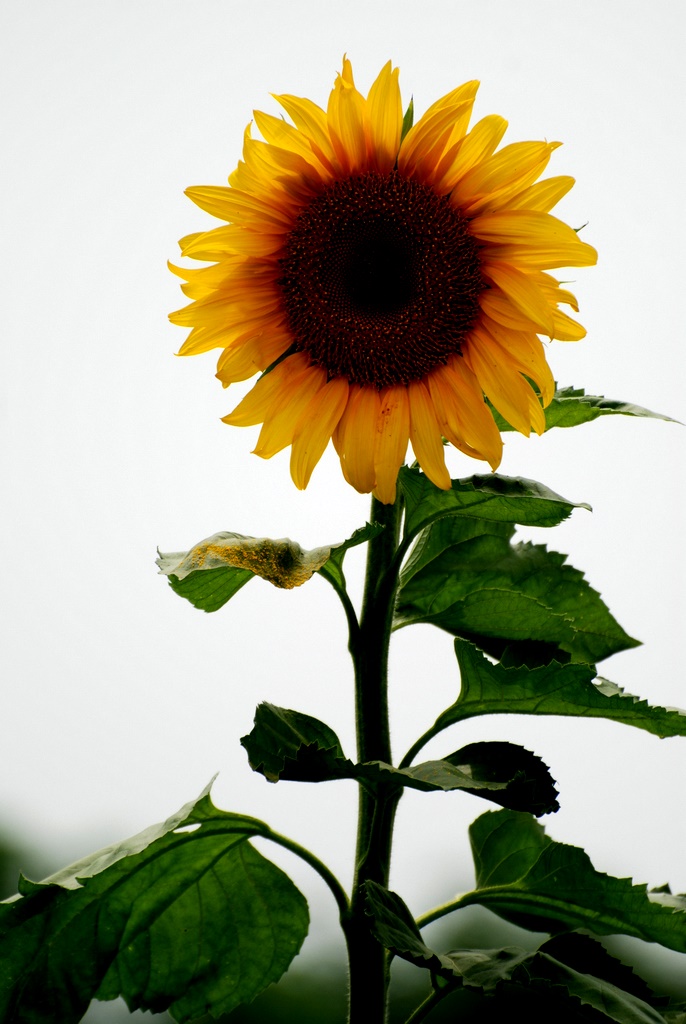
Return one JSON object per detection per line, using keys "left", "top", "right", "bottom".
{"left": 1, "top": 60, "right": 684, "bottom": 1024}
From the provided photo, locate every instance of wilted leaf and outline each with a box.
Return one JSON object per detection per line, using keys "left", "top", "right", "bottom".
{"left": 157, "top": 531, "right": 331, "bottom": 588}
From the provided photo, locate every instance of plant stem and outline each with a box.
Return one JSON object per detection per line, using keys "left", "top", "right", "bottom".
{"left": 344, "top": 494, "right": 403, "bottom": 1023}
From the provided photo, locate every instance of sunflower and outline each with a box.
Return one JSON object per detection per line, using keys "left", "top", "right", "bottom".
{"left": 170, "top": 59, "right": 596, "bottom": 503}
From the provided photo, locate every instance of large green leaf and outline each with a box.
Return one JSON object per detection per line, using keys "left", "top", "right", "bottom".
{"left": 432, "top": 641, "right": 686, "bottom": 739}
{"left": 0, "top": 785, "right": 308, "bottom": 1022}
{"left": 365, "top": 882, "right": 668, "bottom": 1023}
{"left": 395, "top": 517, "right": 638, "bottom": 665}
{"left": 462, "top": 809, "right": 686, "bottom": 949}
{"left": 398, "top": 467, "right": 589, "bottom": 540}
{"left": 490, "top": 386, "right": 679, "bottom": 433}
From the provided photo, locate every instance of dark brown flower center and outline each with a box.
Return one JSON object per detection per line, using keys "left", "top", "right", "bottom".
{"left": 277, "top": 171, "right": 484, "bottom": 387}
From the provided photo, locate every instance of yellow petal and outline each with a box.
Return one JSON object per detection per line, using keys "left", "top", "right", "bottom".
{"left": 463, "top": 338, "right": 540, "bottom": 436}
{"left": 184, "top": 186, "right": 295, "bottom": 228}
{"left": 408, "top": 380, "right": 451, "bottom": 490}
{"left": 373, "top": 387, "right": 410, "bottom": 504}
{"left": 366, "top": 61, "right": 402, "bottom": 173}
{"left": 455, "top": 141, "right": 561, "bottom": 216}
{"left": 471, "top": 210, "right": 598, "bottom": 269}
{"left": 222, "top": 353, "right": 310, "bottom": 425}
{"left": 507, "top": 175, "right": 575, "bottom": 213}
{"left": 337, "top": 385, "right": 381, "bottom": 494}
{"left": 428, "top": 358, "right": 503, "bottom": 469}
{"left": 273, "top": 93, "right": 337, "bottom": 167}
{"left": 327, "top": 58, "right": 367, "bottom": 174}
{"left": 473, "top": 322, "right": 555, "bottom": 406}
{"left": 552, "top": 308, "right": 588, "bottom": 341}
{"left": 290, "top": 377, "right": 350, "bottom": 488}
{"left": 180, "top": 224, "right": 284, "bottom": 259}
{"left": 438, "top": 115, "right": 508, "bottom": 193}
{"left": 479, "top": 289, "right": 539, "bottom": 332}
{"left": 254, "top": 364, "right": 327, "bottom": 457}
{"left": 215, "top": 328, "right": 291, "bottom": 384}
{"left": 481, "top": 262, "right": 555, "bottom": 336}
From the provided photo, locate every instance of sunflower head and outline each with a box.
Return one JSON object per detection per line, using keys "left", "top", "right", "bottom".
{"left": 170, "top": 59, "right": 596, "bottom": 502}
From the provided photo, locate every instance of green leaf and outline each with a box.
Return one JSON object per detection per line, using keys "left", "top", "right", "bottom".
{"left": 364, "top": 879, "right": 451, "bottom": 973}
{"left": 490, "top": 385, "right": 679, "bottom": 433}
{"left": 433, "top": 640, "right": 686, "bottom": 739}
{"left": 446, "top": 742, "right": 559, "bottom": 816}
{"left": 398, "top": 467, "right": 589, "bottom": 540}
{"left": 241, "top": 703, "right": 348, "bottom": 783}
{"left": 366, "top": 882, "right": 669, "bottom": 1022}
{"left": 0, "top": 785, "right": 308, "bottom": 1022}
{"left": 163, "top": 563, "right": 253, "bottom": 612}
{"left": 395, "top": 517, "right": 638, "bottom": 665}
{"left": 462, "top": 809, "right": 686, "bottom": 950}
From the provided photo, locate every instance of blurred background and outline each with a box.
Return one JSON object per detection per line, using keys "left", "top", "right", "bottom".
{"left": 2, "top": 0, "right": 685, "bottom": 1018}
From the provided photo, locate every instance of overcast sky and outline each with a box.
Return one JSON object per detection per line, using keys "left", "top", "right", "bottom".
{"left": 2, "top": 0, "right": 685, "bottom": 1005}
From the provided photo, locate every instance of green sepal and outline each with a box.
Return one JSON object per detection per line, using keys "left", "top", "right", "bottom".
{"left": 395, "top": 516, "right": 638, "bottom": 665}
{"left": 489, "top": 385, "right": 680, "bottom": 433}
{"left": 0, "top": 784, "right": 308, "bottom": 1022}
{"left": 398, "top": 467, "right": 590, "bottom": 541}
{"left": 400, "top": 96, "right": 414, "bottom": 142}
{"left": 462, "top": 809, "right": 686, "bottom": 950}
{"left": 434, "top": 640, "right": 686, "bottom": 739}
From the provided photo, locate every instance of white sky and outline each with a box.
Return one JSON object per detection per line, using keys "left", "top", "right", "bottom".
{"left": 2, "top": 0, "right": 685, "bottom": 1002}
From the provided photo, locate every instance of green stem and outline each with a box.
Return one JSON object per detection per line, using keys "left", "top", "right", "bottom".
{"left": 403, "top": 984, "right": 454, "bottom": 1024}
{"left": 261, "top": 829, "right": 350, "bottom": 923}
{"left": 415, "top": 894, "right": 469, "bottom": 931}
{"left": 344, "top": 493, "right": 403, "bottom": 1023}
{"left": 398, "top": 725, "right": 442, "bottom": 770}
{"left": 212, "top": 824, "right": 350, "bottom": 922}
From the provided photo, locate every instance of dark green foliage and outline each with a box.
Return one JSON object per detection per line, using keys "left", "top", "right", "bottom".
{"left": 241, "top": 705, "right": 556, "bottom": 814}
{"left": 446, "top": 741, "right": 559, "bottom": 815}
{"left": 0, "top": 787, "right": 308, "bottom": 1022}
{"left": 395, "top": 515, "right": 638, "bottom": 665}
{"left": 164, "top": 563, "right": 253, "bottom": 612}
{"left": 433, "top": 641, "right": 686, "bottom": 739}
{"left": 398, "top": 467, "right": 589, "bottom": 540}
{"left": 463, "top": 810, "right": 686, "bottom": 949}
{"left": 365, "top": 882, "right": 672, "bottom": 1022}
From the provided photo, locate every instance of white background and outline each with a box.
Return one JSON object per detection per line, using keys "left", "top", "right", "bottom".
{"left": 2, "top": 0, "right": 685, "bottom": 1007}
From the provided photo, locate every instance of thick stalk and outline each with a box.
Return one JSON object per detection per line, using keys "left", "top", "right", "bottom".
{"left": 345, "top": 495, "right": 402, "bottom": 1023}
